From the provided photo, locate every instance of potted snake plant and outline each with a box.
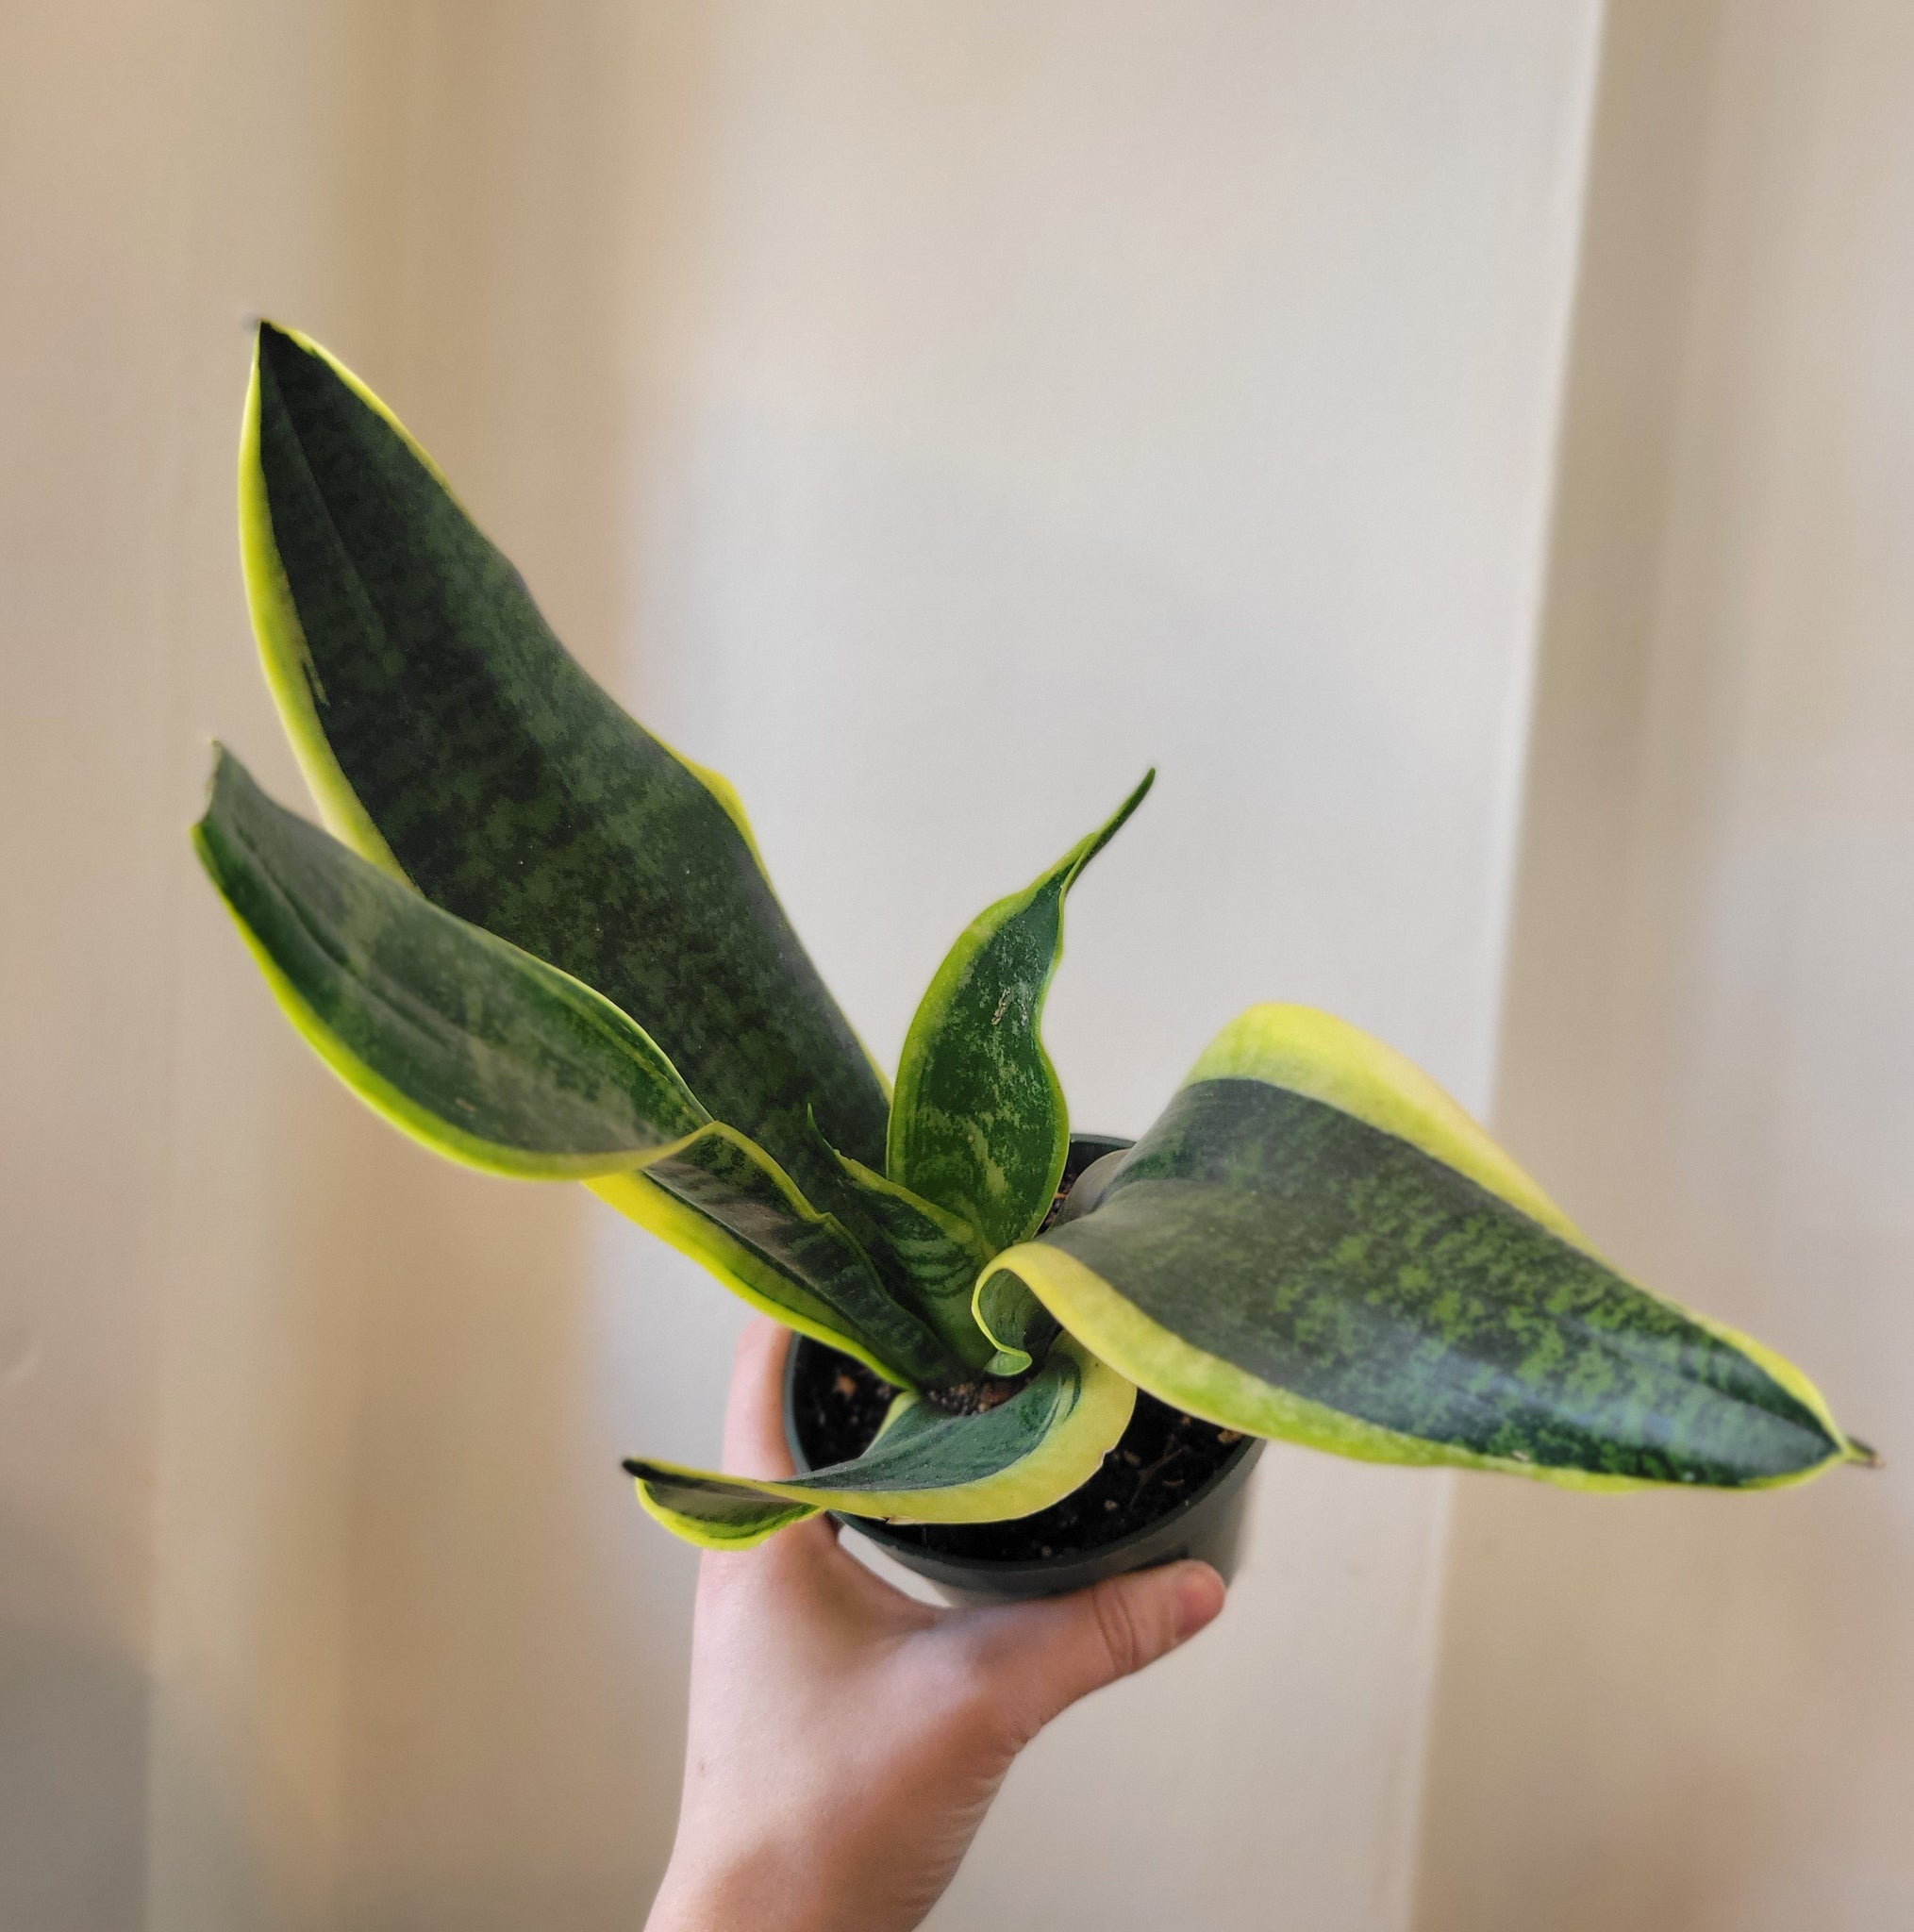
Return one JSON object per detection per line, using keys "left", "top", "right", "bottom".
{"left": 195, "top": 324, "right": 1873, "bottom": 1606}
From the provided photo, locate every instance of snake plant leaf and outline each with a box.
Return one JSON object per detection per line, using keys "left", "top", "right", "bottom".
{"left": 973, "top": 1268, "right": 1060, "bottom": 1380}
{"left": 887, "top": 772, "right": 1154, "bottom": 1254}
{"left": 590, "top": 1137, "right": 954, "bottom": 1390}
{"left": 974, "top": 1135, "right": 1136, "bottom": 1374}
{"left": 979, "top": 1005, "right": 1869, "bottom": 1491}
{"left": 623, "top": 1332, "right": 1136, "bottom": 1550}
{"left": 193, "top": 747, "right": 951, "bottom": 1388}
{"left": 621, "top": 1477, "right": 815, "bottom": 1550}
{"left": 241, "top": 322, "right": 888, "bottom": 1207}
{"left": 799, "top": 1118, "right": 999, "bottom": 1375}
{"left": 194, "top": 746, "right": 707, "bottom": 1174}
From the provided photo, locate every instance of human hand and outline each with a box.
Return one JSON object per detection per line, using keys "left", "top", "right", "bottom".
{"left": 644, "top": 1318, "right": 1227, "bottom": 1932}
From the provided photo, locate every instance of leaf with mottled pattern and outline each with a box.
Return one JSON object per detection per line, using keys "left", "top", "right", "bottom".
{"left": 980, "top": 1005, "right": 1868, "bottom": 1491}
{"left": 800, "top": 1116, "right": 1000, "bottom": 1375}
{"left": 242, "top": 322, "right": 886, "bottom": 1214}
{"left": 194, "top": 748, "right": 953, "bottom": 1387}
{"left": 887, "top": 773, "right": 1152, "bottom": 1254}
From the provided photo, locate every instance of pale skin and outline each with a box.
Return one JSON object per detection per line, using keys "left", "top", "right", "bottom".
{"left": 645, "top": 1319, "right": 1228, "bottom": 1932}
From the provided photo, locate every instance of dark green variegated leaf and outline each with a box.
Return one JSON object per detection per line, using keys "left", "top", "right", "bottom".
{"left": 800, "top": 1117, "right": 998, "bottom": 1374}
{"left": 981, "top": 1005, "right": 1868, "bottom": 1491}
{"left": 591, "top": 1132, "right": 957, "bottom": 1390}
{"left": 194, "top": 747, "right": 707, "bottom": 1174}
{"left": 887, "top": 773, "right": 1153, "bottom": 1254}
{"left": 624, "top": 1333, "right": 1136, "bottom": 1548}
{"left": 623, "top": 1474, "right": 813, "bottom": 1549}
{"left": 194, "top": 749, "right": 952, "bottom": 1388}
{"left": 241, "top": 322, "right": 887, "bottom": 1206}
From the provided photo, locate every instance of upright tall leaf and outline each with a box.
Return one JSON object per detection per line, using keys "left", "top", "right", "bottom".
{"left": 888, "top": 773, "right": 1153, "bottom": 1253}
{"left": 241, "top": 322, "right": 887, "bottom": 1204}
{"left": 194, "top": 750, "right": 953, "bottom": 1387}
{"left": 980, "top": 1005, "right": 1868, "bottom": 1490}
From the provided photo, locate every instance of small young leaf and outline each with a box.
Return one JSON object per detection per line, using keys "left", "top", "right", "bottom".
{"left": 888, "top": 773, "right": 1153, "bottom": 1254}
{"left": 972, "top": 1271, "right": 1057, "bottom": 1378}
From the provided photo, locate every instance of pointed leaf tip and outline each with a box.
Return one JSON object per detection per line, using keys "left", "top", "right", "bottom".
{"left": 199, "top": 740, "right": 230, "bottom": 808}
{"left": 194, "top": 741, "right": 251, "bottom": 834}
{"left": 1078, "top": 769, "right": 1155, "bottom": 870}
{"left": 252, "top": 320, "right": 298, "bottom": 381}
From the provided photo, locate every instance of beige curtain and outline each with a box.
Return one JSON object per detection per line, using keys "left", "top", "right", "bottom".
{"left": 4, "top": 6, "right": 1908, "bottom": 1930}
{"left": 1421, "top": 6, "right": 1914, "bottom": 1927}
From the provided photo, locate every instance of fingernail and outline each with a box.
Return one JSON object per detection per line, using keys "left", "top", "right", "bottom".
{"left": 1171, "top": 1561, "right": 1225, "bottom": 1641}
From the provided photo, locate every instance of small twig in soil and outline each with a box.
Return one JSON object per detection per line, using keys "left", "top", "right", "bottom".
{"left": 1128, "top": 1441, "right": 1191, "bottom": 1506}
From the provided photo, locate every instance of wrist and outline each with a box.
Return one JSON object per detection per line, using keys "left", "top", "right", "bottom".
{"left": 646, "top": 1837, "right": 836, "bottom": 1932}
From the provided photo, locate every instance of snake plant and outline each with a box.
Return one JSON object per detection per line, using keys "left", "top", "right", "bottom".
{"left": 194, "top": 323, "right": 1872, "bottom": 1554}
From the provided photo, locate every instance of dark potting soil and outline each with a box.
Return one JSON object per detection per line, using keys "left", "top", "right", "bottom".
{"left": 788, "top": 1344, "right": 1246, "bottom": 1562}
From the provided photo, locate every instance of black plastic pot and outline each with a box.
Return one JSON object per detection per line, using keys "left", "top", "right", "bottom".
{"left": 781, "top": 1135, "right": 1264, "bottom": 1607}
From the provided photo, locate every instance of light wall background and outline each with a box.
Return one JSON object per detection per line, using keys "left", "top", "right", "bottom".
{"left": 1, "top": 5, "right": 1906, "bottom": 1931}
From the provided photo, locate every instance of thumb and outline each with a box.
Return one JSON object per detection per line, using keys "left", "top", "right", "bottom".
{"left": 974, "top": 1560, "right": 1226, "bottom": 1740}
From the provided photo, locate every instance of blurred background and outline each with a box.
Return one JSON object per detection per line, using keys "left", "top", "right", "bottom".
{"left": 4, "top": 3, "right": 1910, "bottom": 1927}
